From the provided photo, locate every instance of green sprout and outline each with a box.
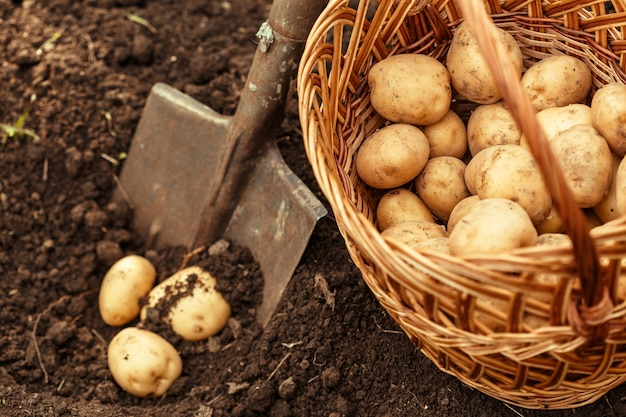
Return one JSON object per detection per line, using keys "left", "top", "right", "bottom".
{"left": 36, "top": 31, "right": 63, "bottom": 55}
{"left": 1, "top": 94, "right": 40, "bottom": 144}
{"left": 126, "top": 13, "right": 157, "bottom": 34}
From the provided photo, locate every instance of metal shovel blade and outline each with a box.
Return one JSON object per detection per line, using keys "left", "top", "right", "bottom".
{"left": 113, "top": 83, "right": 326, "bottom": 326}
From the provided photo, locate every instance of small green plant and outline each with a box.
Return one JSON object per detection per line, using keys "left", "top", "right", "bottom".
{"left": 126, "top": 13, "right": 157, "bottom": 34}
{"left": 1, "top": 94, "right": 40, "bottom": 144}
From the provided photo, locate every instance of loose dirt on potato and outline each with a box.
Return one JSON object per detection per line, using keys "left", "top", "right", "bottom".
{"left": 2, "top": 1, "right": 626, "bottom": 416}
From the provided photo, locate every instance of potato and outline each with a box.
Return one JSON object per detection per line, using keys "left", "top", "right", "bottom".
{"left": 415, "top": 156, "right": 470, "bottom": 222}
{"left": 368, "top": 53, "right": 451, "bottom": 125}
{"left": 617, "top": 155, "right": 626, "bottom": 216}
{"left": 593, "top": 153, "right": 623, "bottom": 223}
{"left": 423, "top": 109, "right": 468, "bottom": 158}
{"left": 535, "top": 206, "right": 565, "bottom": 235}
{"left": 466, "top": 101, "right": 521, "bottom": 156}
{"left": 549, "top": 124, "right": 612, "bottom": 208}
{"left": 356, "top": 123, "right": 430, "bottom": 189}
{"left": 107, "top": 327, "right": 182, "bottom": 398}
{"left": 446, "top": 22, "right": 523, "bottom": 104}
{"left": 519, "top": 104, "right": 592, "bottom": 149}
{"left": 591, "top": 83, "right": 626, "bottom": 156}
{"left": 521, "top": 55, "right": 592, "bottom": 111}
{"left": 449, "top": 198, "right": 538, "bottom": 256}
{"left": 98, "top": 255, "right": 156, "bottom": 326}
{"left": 466, "top": 145, "right": 552, "bottom": 223}
{"left": 412, "top": 237, "right": 451, "bottom": 254}
{"left": 381, "top": 220, "right": 448, "bottom": 248}
{"left": 376, "top": 188, "right": 434, "bottom": 231}
{"left": 141, "top": 266, "right": 231, "bottom": 341}
{"left": 446, "top": 195, "right": 480, "bottom": 234}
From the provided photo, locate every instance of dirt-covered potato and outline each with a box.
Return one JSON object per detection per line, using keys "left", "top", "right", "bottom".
{"left": 465, "top": 144, "right": 552, "bottom": 223}
{"left": 591, "top": 82, "right": 626, "bottom": 156}
{"left": 446, "top": 22, "right": 523, "bottom": 104}
{"left": 519, "top": 104, "right": 592, "bottom": 149}
{"left": 356, "top": 123, "right": 430, "bottom": 189}
{"left": 376, "top": 188, "right": 434, "bottom": 231}
{"left": 466, "top": 101, "right": 521, "bottom": 156}
{"left": 449, "top": 198, "right": 538, "bottom": 256}
{"left": 521, "top": 55, "right": 592, "bottom": 111}
{"left": 549, "top": 124, "right": 612, "bottom": 208}
{"left": 98, "top": 255, "right": 156, "bottom": 326}
{"left": 107, "top": 327, "right": 182, "bottom": 398}
{"left": 415, "top": 156, "right": 470, "bottom": 222}
{"left": 381, "top": 220, "right": 448, "bottom": 248}
{"left": 141, "top": 266, "right": 231, "bottom": 341}
{"left": 593, "top": 153, "right": 623, "bottom": 223}
{"left": 423, "top": 109, "right": 468, "bottom": 158}
{"left": 446, "top": 195, "right": 480, "bottom": 234}
{"left": 368, "top": 53, "right": 451, "bottom": 125}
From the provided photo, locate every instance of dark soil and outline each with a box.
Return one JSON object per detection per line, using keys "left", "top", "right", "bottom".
{"left": 1, "top": 1, "right": 626, "bottom": 416}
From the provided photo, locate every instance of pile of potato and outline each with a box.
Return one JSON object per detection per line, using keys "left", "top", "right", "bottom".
{"left": 98, "top": 254, "right": 231, "bottom": 397}
{"left": 359, "top": 21, "right": 626, "bottom": 260}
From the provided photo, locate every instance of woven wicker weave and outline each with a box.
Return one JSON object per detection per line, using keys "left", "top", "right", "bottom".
{"left": 298, "top": 0, "right": 626, "bottom": 409}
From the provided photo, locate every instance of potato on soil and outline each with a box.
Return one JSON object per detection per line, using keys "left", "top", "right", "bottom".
{"left": 141, "top": 266, "right": 231, "bottom": 341}
{"left": 356, "top": 123, "right": 430, "bottom": 189}
{"left": 466, "top": 101, "right": 521, "bottom": 156}
{"left": 376, "top": 188, "right": 434, "bottom": 231}
{"left": 423, "top": 109, "right": 468, "bottom": 158}
{"left": 449, "top": 198, "right": 538, "bottom": 256}
{"left": 549, "top": 124, "right": 612, "bottom": 208}
{"left": 415, "top": 156, "right": 470, "bottom": 223}
{"left": 368, "top": 53, "right": 451, "bottom": 125}
{"left": 98, "top": 254, "right": 156, "bottom": 326}
{"left": 107, "top": 327, "right": 182, "bottom": 398}
{"left": 591, "top": 82, "right": 626, "bottom": 156}
{"left": 381, "top": 220, "right": 448, "bottom": 248}
{"left": 446, "top": 22, "right": 523, "bottom": 104}
{"left": 465, "top": 144, "right": 552, "bottom": 223}
{"left": 521, "top": 55, "right": 592, "bottom": 111}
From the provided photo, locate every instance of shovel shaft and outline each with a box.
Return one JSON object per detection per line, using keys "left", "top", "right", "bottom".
{"left": 195, "top": 0, "right": 327, "bottom": 246}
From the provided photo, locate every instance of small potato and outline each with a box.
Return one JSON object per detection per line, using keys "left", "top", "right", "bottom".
{"left": 522, "top": 55, "right": 592, "bottom": 111}
{"left": 447, "top": 195, "right": 480, "bottom": 234}
{"left": 593, "top": 153, "right": 623, "bottom": 223}
{"left": 368, "top": 53, "right": 451, "bottom": 125}
{"left": 550, "top": 124, "right": 613, "bottom": 208}
{"left": 423, "top": 110, "right": 468, "bottom": 158}
{"left": 466, "top": 101, "right": 521, "bottom": 156}
{"left": 449, "top": 198, "right": 538, "bottom": 256}
{"left": 415, "top": 156, "right": 470, "bottom": 222}
{"left": 535, "top": 206, "right": 565, "bottom": 235}
{"left": 466, "top": 145, "right": 552, "bottom": 223}
{"left": 98, "top": 255, "right": 156, "bottom": 326}
{"left": 591, "top": 83, "right": 626, "bottom": 156}
{"left": 107, "top": 327, "right": 182, "bottom": 398}
{"left": 376, "top": 188, "right": 434, "bottom": 231}
{"left": 381, "top": 220, "right": 448, "bottom": 248}
{"left": 356, "top": 123, "right": 430, "bottom": 189}
{"left": 519, "top": 104, "right": 592, "bottom": 149}
{"left": 141, "top": 266, "right": 231, "bottom": 341}
{"left": 537, "top": 233, "right": 572, "bottom": 247}
{"left": 447, "top": 22, "right": 523, "bottom": 104}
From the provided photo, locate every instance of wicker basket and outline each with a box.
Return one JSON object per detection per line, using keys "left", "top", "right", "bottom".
{"left": 298, "top": 0, "right": 626, "bottom": 409}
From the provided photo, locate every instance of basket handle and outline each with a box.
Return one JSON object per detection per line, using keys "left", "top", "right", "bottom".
{"left": 457, "top": 1, "right": 610, "bottom": 335}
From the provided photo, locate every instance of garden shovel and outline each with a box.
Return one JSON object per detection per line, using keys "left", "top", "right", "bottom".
{"left": 112, "top": 0, "right": 328, "bottom": 327}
